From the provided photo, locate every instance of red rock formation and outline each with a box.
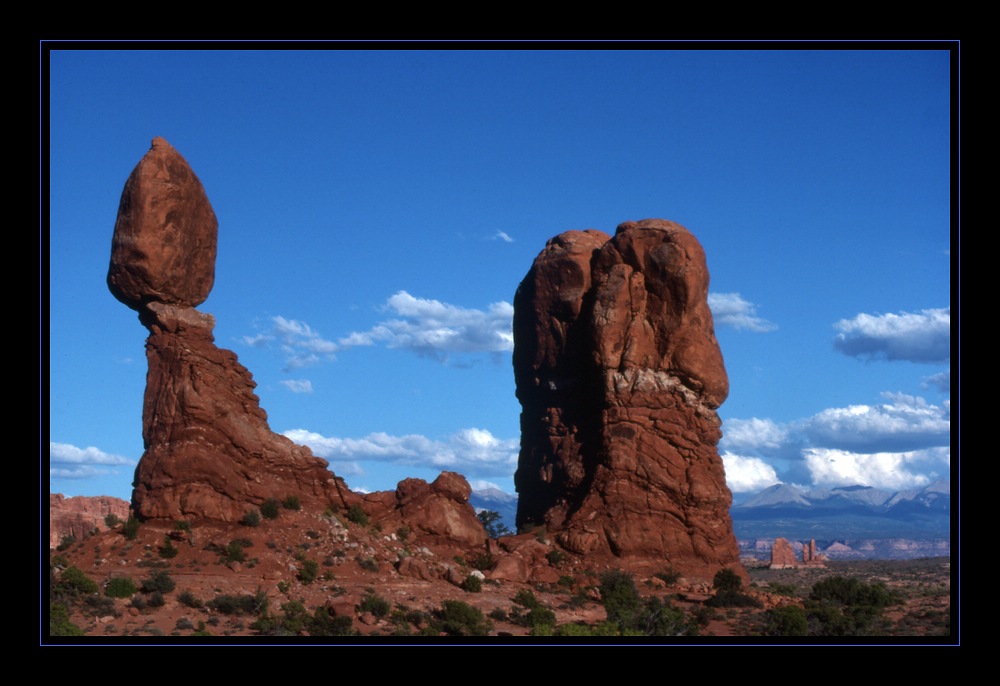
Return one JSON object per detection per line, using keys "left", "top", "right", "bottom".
{"left": 49, "top": 494, "right": 131, "bottom": 549}
{"left": 108, "top": 137, "right": 217, "bottom": 310}
{"left": 374, "top": 472, "right": 487, "bottom": 547}
{"left": 111, "top": 138, "right": 352, "bottom": 522}
{"left": 513, "top": 219, "right": 743, "bottom": 581}
{"left": 802, "top": 538, "right": 826, "bottom": 566}
{"left": 769, "top": 537, "right": 798, "bottom": 569}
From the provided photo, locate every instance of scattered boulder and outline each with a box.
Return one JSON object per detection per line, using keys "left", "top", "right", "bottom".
{"left": 513, "top": 219, "right": 743, "bottom": 581}
{"left": 370, "top": 472, "right": 487, "bottom": 548}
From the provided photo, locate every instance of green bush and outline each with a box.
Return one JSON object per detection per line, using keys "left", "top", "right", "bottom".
{"left": 174, "top": 520, "right": 191, "bottom": 533}
{"left": 57, "top": 534, "right": 77, "bottom": 551}
{"left": 58, "top": 566, "right": 99, "bottom": 596}
{"left": 104, "top": 513, "right": 121, "bottom": 528}
{"left": 105, "top": 576, "right": 137, "bottom": 598}
{"left": 513, "top": 589, "right": 541, "bottom": 609}
{"left": 546, "top": 549, "right": 567, "bottom": 567}
{"left": 599, "top": 570, "right": 642, "bottom": 631}
{"left": 654, "top": 567, "right": 681, "bottom": 585}
{"left": 298, "top": 558, "right": 319, "bottom": 584}
{"left": 224, "top": 540, "right": 247, "bottom": 563}
{"left": 358, "top": 592, "right": 391, "bottom": 618}
{"left": 433, "top": 600, "right": 493, "bottom": 636}
{"left": 159, "top": 536, "right": 178, "bottom": 559}
{"left": 242, "top": 509, "right": 261, "bottom": 527}
{"left": 346, "top": 504, "right": 369, "bottom": 526}
{"left": 140, "top": 570, "right": 175, "bottom": 594}
{"left": 309, "top": 609, "right": 358, "bottom": 637}
{"left": 526, "top": 606, "right": 556, "bottom": 628}
{"left": 761, "top": 605, "right": 809, "bottom": 636}
{"left": 283, "top": 495, "right": 301, "bottom": 511}
{"left": 207, "top": 589, "right": 268, "bottom": 617}
{"left": 396, "top": 524, "right": 411, "bottom": 541}
{"left": 804, "top": 576, "right": 902, "bottom": 636}
{"left": 122, "top": 516, "right": 140, "bottom": 540}
{"left": 178, "top": 590, "right": 203, "bottom": 608}
{"left": 357, "top": 556, "right": 379, "bottom": 572}
{"left": 713, "top": 568, "right": 743, "bottom": 593}
{"left": 462, "top": 573, "right": 483, "bottom": 593}
{"left": 49, "top": 601, "right": 85, "bottom": 637}
{"left": 261, "top": 497, "right": 281, "bottom": 520}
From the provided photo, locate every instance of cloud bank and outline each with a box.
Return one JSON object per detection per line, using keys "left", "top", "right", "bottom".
{"left": 284, "top": 427, "right": 519, "bottom": 479}
{"left": 50, "top": 442, "right": 135, "bottom": 480}
{"left": 339, "top": 291, "right": 514, "bottom": 363}
{"left": 279, "top": 379, "right": 313, "bottom": 393}
{"left": 243, "top": 316, "right": 338, "bottom": 370}
{"left": 834, "top": 307, "right": 950, "bottom": 362}
{"left": 708, "top": 293, "right": 777, "bottom": 332}
{"left": 721, "top": 452, "right": 782, "bottom": 493}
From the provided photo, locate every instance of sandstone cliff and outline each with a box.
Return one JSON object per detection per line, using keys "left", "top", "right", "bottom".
{"left": 513, "top": 219, "right": 743, "bottom": 580}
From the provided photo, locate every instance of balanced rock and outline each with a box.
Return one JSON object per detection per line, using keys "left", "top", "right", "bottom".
{"left": 108, "top": 137, "right": 217, "bottom": 309}
{"left": 367, "top": 472, "right": 487, "bottom": 548}
{"left": 111, "top": 138, "right": 351, "bottom": 522}
{"left": 513, "top": 219, "right": 742, "bottom": 581}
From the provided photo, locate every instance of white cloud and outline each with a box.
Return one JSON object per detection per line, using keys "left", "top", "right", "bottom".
{"left": 721, "top": 452, "right": 782, "bottom": 493}
{"left": 921, "top": 371, "right": 951, "bottom": 393}
{"left": 50, "top": 442, "right": 135, "bottom": 480}
{"left": 494, "top": 231, "right": 514, "bottom": 243}
{"left": 339, "top": 291, "right": 514, "bottom": 363}
{"left": 834, "top": 307, "right": 950, "bottom": 363}
{"left": 469, "top": 479, "right": 505, "bottom": 492}
{"left": 284, "top": 427, "right": 519, "bottom": 478}
{"left": 721, "top": 418, "right": 789, "bottom": 452}
{"left": 243, "top": 316, "right": 338, "bottom": 370}
{"left": 800, "top": 392, "right": 949, "bottom": 452}
{"left": 708, "top": 293, "right": 777, "bottom": 332}
{"left": 50, "top": 442, "right": 134, "bottom": 466}
{"left": 280, "top": 379, "right": 313, "bottom": 393}
{"left": 803, "top": 447, "right": 948, "bottom": 490}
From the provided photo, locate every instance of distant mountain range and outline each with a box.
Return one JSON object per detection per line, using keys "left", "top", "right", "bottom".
{"left": 472, "top": 480, "right": 951, "bottom": 543}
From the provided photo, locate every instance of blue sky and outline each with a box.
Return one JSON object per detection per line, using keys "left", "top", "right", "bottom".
{"left": 47, "top": 47, "right": 953, "bottom": 502}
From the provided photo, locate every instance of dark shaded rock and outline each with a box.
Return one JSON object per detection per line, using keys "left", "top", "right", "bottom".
{"left": 513, "top": 219, "right": 742, "bottom": 581}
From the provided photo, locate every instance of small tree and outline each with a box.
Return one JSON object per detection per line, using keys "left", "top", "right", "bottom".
{"left": 477, "top": 510, "right": 511, "bottom": 538}
{"left": 122, "top": 516, "right": 140, "bottom": 540}
{"left": 261, "top": 497, "right": 281, "bottom": 520}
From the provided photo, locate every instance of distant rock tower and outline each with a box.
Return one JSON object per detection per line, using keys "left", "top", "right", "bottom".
{"left": 513, "top": 219, "right": 743, "bottom": 581}
{"left": 109, "top": 138, "right": 352, "bottom": 521}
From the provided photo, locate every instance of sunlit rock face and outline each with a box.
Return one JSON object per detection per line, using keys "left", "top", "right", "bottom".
{"left": 110, "top": 138, "right": 352, "bottom": 522}
{"left": 513, "top": 219, "right": 743, "bottom": 581}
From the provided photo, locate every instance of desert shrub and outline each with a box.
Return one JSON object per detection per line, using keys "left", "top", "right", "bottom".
{"left": 471, "top": 550, "right": 495, "bottom": 571}
{"left": 49, "top": 602, "right": 85, "bottom": 637}
{"left": 104, "top": 513, "right": 121, "bottom": 528}
{"left": 433, "top": 599, "right": 493, "bottom": 636}
{"left": 761, "top": 605, "right": 809, "bottom": 636}
{"left": 298, "top": 558, "right": 319, "bottom": 584}
{"left": 396, "top": 524, "right": 411, "bottom": 541}
{"left": 477, "top": 510, "right": 511, "bottom": 538}
{"left": 57, "top": 535, "right": 77, "bottom": 552}
{"left": 546, "top": 549, "right": 567, "bottom": 567}
{"left": 283, "top": 495, "right": 301, "bottom": 511}
{"left": 768, "top": 582, "right": 799, "bottom": 598}
{"left": 358, "top": 592, "right": 391, "bottom": 618}
{"left": 555, "top": 622, "right": 598, "bottom": 637}
{"left": 599, "top": 570, "right": 642, "bottom": 630}
{"left": 207, "top": 589, "right": 268, "bottom": 617}
{"left": 58, "top": 566, "right": 99, "bottom": 597}
{"left": 488, "top": 607, "right": 508, "bottom": 622}
{"left": 357, "top": 556, "right": 379, "bottom": 572}
{"left": 105, "top": 576, "right": 137, "bottom": 598}
{"left": 159, "top": 536, "right": 178, "bottom": 559}
{"left": 526, "top": 606, "right": 556, "bottom": 629}
{"left": 713, "top": 568, "right": 743, "bottom": 594}
{"left": 147, "top": 591, "right": 165, "bottom": 608}
{"left": 346, "top": 504, "right": 369, "bottom": 526}
{"left": 277, "top": 581, "right": 290, "bottom": 594}
{"left": 654, "top": 567, "right": 681, "bottom": 585}
{"left": 309, "top": 609, "right": 358, "bottom": 637}
{"left": 140, "top": 570, "right": 175, "bottom": 594}
{"left": 242, "top": 509, "right": 261, "bottom": 527}
{"left": 706, "top": 590, "right": 763, "bottom": 608}
{"left": 261, "top": 497, "right": 281, "bottom": 520}
{"left": 130, "top": 595, "right": 147, "bottom": 610}
{"left": 804, "top": 576, "right": 902, "bottom": 636}
{"left": 462, "top": 573, "right": 483, "bottom": 593}
{"left": 122, "top": 516, "right": 140, "bottom": 540}
{"left": 178, "top": 590, "right": 203, "bottom": 608}
{"left": 513, "top": 589, "right": 541, "bottom": 609}
{"left": 224, "top": 540, "right": 247, "bottom": 563}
